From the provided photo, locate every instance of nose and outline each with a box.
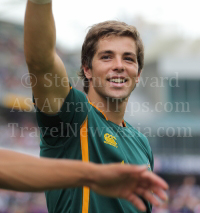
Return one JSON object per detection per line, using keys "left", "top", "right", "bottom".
{"left": 112, "top": 57, "right": 125, "bottom": 72}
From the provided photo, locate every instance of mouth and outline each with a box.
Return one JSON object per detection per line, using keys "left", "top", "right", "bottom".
{"left": 107, "top": 77, "right": 128, "bottom": 84}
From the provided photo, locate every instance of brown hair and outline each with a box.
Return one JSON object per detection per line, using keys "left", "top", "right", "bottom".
{"left": 79, "top": 20, "right": 144, "bottom": 94}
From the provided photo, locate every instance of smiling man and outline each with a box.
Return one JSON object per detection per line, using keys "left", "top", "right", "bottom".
{"left": 24, "top": 0, "right": 167, "bottom": 212}
{"left": 83, "top": 35, "right": 140, "bottom": 100}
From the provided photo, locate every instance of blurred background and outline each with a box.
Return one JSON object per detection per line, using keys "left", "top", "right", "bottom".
{"left": 0, "top": 0, "right": 200, "bottom": 212}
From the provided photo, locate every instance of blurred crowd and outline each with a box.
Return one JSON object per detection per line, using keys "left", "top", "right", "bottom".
{"left": 0, "top": 112, "right": 39, "bottom": 152}
{"left": 0, "top": 190, "right": 47, "bottom": 213}
{"left": 0, "top": 22, "right": 27, "bottom": 94}
{"left": 153, "top": 177, "right": 200, "bottom": 213}
{"left": 0, "top": 121, "right": 39, "bottom": 149}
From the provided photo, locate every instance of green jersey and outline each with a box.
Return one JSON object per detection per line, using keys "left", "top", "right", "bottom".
{"left": 35, "top": 87, "right": 154, "bottom": 213}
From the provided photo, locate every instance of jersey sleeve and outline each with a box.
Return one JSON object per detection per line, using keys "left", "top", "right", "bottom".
{"left": 33, "top": 87, "right": 88, "bottom": 146}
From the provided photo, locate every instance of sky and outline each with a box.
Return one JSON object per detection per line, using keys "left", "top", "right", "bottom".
{"left": 0, "top": 0, "right": 200, "bottom": 50}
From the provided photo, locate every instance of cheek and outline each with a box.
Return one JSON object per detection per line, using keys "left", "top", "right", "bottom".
{"left": 92, "top": 64, "right": 109, "bottom": 78}
{"left": 128, "top": 67, "right": 139, "bottom": 78}
{"left": 92, "top": 69, "right": 103, "bottom": 79}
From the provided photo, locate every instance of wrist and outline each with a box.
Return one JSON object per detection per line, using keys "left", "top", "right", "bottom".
{"left": 29, "top": 0, "right": 52, "bottom": 4}
{"left": 81, "top": 162, "right": 97, "bottom": 188}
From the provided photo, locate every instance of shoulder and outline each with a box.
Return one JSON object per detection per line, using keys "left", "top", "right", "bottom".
{"left": 125, "top": 121, "right": 151, "bottom": 151}
{"left": 68, "top": 87, "right": 88, "bottom": 102}
{"left": 59, "top": 86, "right": 89, "bottom": 114}
{"left": 125, "top": 121, "right": 154, "bottom": 170}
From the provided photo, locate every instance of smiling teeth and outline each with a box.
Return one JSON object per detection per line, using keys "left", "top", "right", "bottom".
{"left": 110, "top": 79, "right": 125, "bottom": 83}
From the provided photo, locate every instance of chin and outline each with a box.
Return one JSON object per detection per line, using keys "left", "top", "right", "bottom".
{"left": 95, "top": 87, "right": 131, "bottom": 101}
{"left": 105, "top": 92, "right": 130, "bottom": 101}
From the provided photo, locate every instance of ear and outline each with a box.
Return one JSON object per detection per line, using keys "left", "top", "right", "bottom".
{"left": 83, "top": 66, "right": 92, "bottom": 80}
{"left": 135, "top": 70, "right": 142, "bottom": 83}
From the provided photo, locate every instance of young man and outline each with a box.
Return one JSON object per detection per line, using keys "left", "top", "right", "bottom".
{"left": 24, "top": 0, "right": 167, "bottom": 212}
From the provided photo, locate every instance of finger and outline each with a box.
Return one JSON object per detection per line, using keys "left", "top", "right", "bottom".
{"left": 140, "top": 171, "right": 168, "bottom": 190}
{"left": 124, "top": 165, "right": 147, "bottom": 175}
{"left": 127, "top": 193, "right": 146, "bottom": 212}
{"left": 118, "top": 165, "right": 147, "bottom": 178}
{"left": 150, "top": 187, "right": 168, "bottom": 201}
{"left": 135, "top": 188, "right": 160, "bottom": 206}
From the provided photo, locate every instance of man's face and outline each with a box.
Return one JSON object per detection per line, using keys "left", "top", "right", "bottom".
{"left": 85, "top": 36, "right": 140, "bottom": 100}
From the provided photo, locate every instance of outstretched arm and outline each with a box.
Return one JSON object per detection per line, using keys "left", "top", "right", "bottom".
{"left": 24, "top": 0, "right": 70, "bottom": 114}
{"left": 0, "top": 149, "right": 168, "bottom": 211}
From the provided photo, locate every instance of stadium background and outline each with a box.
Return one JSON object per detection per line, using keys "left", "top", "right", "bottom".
{"left": 0, "top": 1, "right": 200, "bottom": 212}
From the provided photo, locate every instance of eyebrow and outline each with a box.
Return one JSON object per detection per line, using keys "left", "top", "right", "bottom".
{"left": 97, "top": 50, "right": 113, "bottom": 56}
{"left": 124, "top": 52, "right": 137, "bottom": 58}
{"left": 98, "top": 50, "right": 136, "bottom": 58}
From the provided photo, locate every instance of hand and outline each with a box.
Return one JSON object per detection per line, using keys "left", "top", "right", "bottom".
{"left": 89, "top": 164, "right": 168, "bottom": 212}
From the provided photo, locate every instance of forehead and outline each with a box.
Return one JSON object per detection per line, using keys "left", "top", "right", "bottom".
{"left": 96, "top": 36, "right": 137, "bottom": 55}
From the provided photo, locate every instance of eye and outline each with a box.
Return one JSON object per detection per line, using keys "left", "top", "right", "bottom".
{"left": 124, "top": 57, "right": 134, "bottom": 62}
{"left": 101, "top": 55, "right": 111, "bottom": 60}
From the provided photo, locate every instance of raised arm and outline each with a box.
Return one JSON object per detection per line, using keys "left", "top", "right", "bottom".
{"left": 0, "top": 149, "right": 168, "bottom": 211}
{"left": 24, "top": 0, "right": 70, "bottom": 114}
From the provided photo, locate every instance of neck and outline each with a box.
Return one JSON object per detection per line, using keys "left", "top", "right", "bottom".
{"left": 87, "top": 91, "right": 128, "bottom": 127}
